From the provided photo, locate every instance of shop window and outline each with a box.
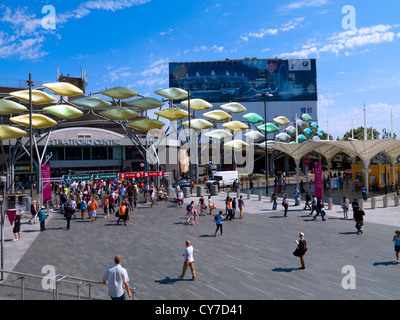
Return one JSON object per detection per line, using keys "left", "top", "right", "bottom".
{"left": 83, "top": 147, "right": 91, "bottom": 160}
{"left": 65, "top": 147, "right": 82, "bottom": 160}
{"left": 92, "top": 147, "right": 107, "bottom": 160}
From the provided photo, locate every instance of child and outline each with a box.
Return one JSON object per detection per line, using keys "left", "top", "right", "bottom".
{"left": 38, "top": 206, "right": 48, "bottom": 232}
{"left": 192, "top": 209, "right": 198, "bottom": 225}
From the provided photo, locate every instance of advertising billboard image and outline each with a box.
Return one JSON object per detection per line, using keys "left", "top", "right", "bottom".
{"left": 169, "top": 58, "right": 317, "bottom": 103}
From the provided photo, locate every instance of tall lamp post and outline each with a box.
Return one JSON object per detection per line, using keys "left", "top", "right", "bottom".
{"left": 27, "top": 73, "right": 33, "bottom": 199}
{"left": 261, "top": 92, "right": 273, "bottom": 195}
{"left": 187, "top": 90, "right": 192, "bottom": 194}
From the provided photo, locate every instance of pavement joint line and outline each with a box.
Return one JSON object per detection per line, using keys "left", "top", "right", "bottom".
{"left": 287, "top": 285, "right": 315, "bottom": 297}
{"left": 226, "top": 254, "right": 242, "bottom": 261}
{"left": 368, "top": 291, "right": 394, "bottom": 300}
{"left": 206, "top": 285, "right": 224, "bottom": 295}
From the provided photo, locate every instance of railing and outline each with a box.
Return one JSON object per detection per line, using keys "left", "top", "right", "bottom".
{"left": 0, "top": 269, "right": 139, "bottom": 300}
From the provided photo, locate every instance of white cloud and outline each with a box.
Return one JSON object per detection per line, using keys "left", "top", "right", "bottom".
{"left": 278, "top": 0, "right": 328, "bottom": 11}
{"left": 0, "top": 0, "right": 151, "bottom": 60}
{"left": 241, "top": 17, "right": 304, "bottom": 41}
{"left": 159, "top": 28, "right": 174, "bottom": 36}
{"left": 278, "top": 24, "right": 399, "bottom": 59}
{"left": 107, "top": 67, "right": 133, "bottom": 82}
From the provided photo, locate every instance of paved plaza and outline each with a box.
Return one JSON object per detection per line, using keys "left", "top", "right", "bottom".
{"left": 1, "top": 185, "right": 400, "bottom": 301}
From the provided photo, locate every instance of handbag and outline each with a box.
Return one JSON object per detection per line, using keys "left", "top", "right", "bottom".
{"left": 293, "top": 248, "right": 302, "bottom": 257}
{"left": 212, "top": 203, "right": 216, "bottom": 209}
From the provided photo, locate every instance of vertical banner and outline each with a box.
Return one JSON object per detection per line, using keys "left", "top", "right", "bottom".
{"left": 314, "top": 162, "right": 323, "bottom": 199}
{"left": 41, "top": 164, "right": 52, "bottom": 203}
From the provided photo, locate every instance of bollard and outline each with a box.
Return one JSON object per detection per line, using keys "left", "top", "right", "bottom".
{"left": 210, "top": 185, "right": 218, "bottom": 196}
{"left": 328, "top": 198, "right": 332, "bottom": 210}
{"left": 383, "top": 196, "right": 388, "bottom": 208}
{"left": 371, "top": 197, "right": 376, "bottom": 209}
{"left": 247, "top": 190, "right": 250, "bottom": 200}
{"left": 258, "top": 190, "right": 262, "bottom": 201}
{"left": 237, "top": 188, "right": 240, "bottom": 199}
{"left": 395, "top": 195, "right": 399, "bottom": 207}
{"left": 183, "top": 187, "right": 191, "bottom": 198}
{"left": 360, "top": 199, "right": 364, "bottom": 210}
{"left": 196, "top": 186, "right": 204, "bottom": 197}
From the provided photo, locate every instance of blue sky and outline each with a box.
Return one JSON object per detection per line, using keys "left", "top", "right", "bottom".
{"left": 1, "top": 0, "right": 400, "bottom": 139}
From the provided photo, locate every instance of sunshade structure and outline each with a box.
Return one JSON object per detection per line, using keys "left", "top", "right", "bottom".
{"left": 268, "top": 139, "right": 400, "bottom": 192}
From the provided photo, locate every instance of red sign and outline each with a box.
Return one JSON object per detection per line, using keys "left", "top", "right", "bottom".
{"left": 6, "top": 210, "right": 17, "bottom": 226}
{"left": 302, "top": 157, "right": 310, "bottom": 166}
{"left": 119, "top": 171, "right": 164, "bottom": 179}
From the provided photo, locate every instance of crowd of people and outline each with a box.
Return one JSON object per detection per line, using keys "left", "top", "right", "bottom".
{"left": 52, "top": 179, "right": 169, "bottom": 229}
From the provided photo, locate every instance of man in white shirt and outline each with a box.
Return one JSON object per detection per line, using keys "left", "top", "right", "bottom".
{"left": 178, "top": 240, "right": 196, "bottom": 280}
{"left": 102, "top": 255, "right": 132, "bottom": 300}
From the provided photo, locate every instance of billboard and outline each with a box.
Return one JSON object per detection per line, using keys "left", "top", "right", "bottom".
{"left": 169, "top": 58, "right": 317, "bottom": 103}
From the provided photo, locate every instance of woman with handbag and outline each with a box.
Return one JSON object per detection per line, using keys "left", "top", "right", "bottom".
{"left": 293, "top": 232, "right": 307, "bottom": 270}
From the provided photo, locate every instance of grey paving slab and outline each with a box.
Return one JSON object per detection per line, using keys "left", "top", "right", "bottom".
{"left": 1, "top": 189, "right": 400, "bottom": 300}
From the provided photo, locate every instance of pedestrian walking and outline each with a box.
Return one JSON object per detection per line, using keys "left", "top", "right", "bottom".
{"left": 271, "top": 192, "right": 278, "bottom": 210}
{"left": 313, "top": 198, "right": 326, "bottom": 221}
{"left": 102, "top": 255, "right": 132, "bottom": 300}
{"left": 310, "top": 194, "right": 317, "bottom": 215}
{"left": 238, "top": 195, "right": 245, "bottom": 219}
{"left": 192, "top": 209, "right": 198, "bottom": 225}
{"left": 38, "top": 206, "right": 48, "bottom": 232}
{"left": 150, "top": 188, "right": 156, "bottom": 208}
{"left": 282, "top": 194, "right": 289, "bottom": 217}
{"left": 361, "top": 186, "right": 367, "bottom": 201}
{"left": 226, "top": 198, "right": 233, "bottom": 220}
{"left": 103, "top": 197, "right": 109, "bottom": 219}
{"left": 393, "top": 231, "right": 400, "bottom": 263}
{"left": 293, "top": 188, "right": 300, "bottom": 206}
{"left": 351, "top": 198, "right": 359, "bottom": 216}
{"left": 198, "top": 194, "right": 206, "bottom": 216}
{"left": 64, "top": 203, "right": 73, "bottom": 230}
{"left": 178, "top": 240, "right": 196, "bottom": 280}
{"left": 341, "top": 196, "right": 349, "bottom": 219}
{"left": 214, "top": 211, "right": 224, "bottom": 237}
{"left": 158, "top": 188, "right": 163, "bottom": 205}
{"left": 303, "top": 192, "right": 311, "bottom": 210}
{"left": 354, "top": 207, "right": 365, "bottom": 234}
{"left": 29, "top": 200, "right": 38, "bottom": 224}
{"left": 117, "top": 202, "right": 129, "bottom": 226}
{"left": 88, "top": 197, "right": 99, "bottom": 222}
{"left": 177, "top": 191, "right": 184, "bottom": 208}
{"left": 293, "top": 232, "right": 307, "bottom": 270}
{"left": 208, "top": 195, "right": 215, "bottom": 216}
{"left": 232, "top": 197, "right": 237, "bottom": 219}
{"left": 12, "top": 211, "right": 21, "bottom": 241}
{"left": 80, "top": 197, "right": 87, "bottom": 219}
{"left": 186, "top": 201, "right": 194, "bottom": 225}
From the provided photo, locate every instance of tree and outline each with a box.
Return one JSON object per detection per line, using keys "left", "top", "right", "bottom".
{"left": 342, "top": 126, "right": 380, "bottom": 140}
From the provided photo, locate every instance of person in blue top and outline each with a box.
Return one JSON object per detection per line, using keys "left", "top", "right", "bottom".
{"left": 38, "top": 206, "right": 48, "bottom": 232}
{"left": 213, "top": 211, "right": 224, "bottom": 237}
{"left": 392, "top": 230, "right": 400, "bottom": 263}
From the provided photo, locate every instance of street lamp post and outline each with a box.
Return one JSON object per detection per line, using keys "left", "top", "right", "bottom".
{"left": 27, "top": 73, "right": 33, "bottom": 199}
{"left": 187, "top": 90, "right": 192, "bottom": 194}
{"left": 262, "top": 92, "right": 273, "bottom": 195}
